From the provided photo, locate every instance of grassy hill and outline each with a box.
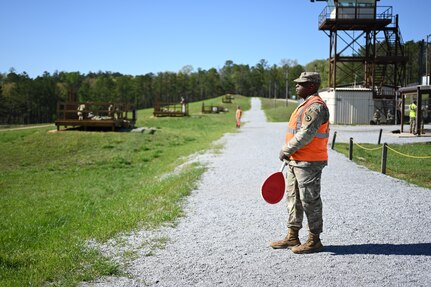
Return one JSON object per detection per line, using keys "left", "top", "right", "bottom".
{"left": 0, "top": 95, "right": 251, "bottom": 286}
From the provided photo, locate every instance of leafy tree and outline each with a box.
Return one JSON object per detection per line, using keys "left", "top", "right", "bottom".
{"left": 115, "top": 75, "right": 134, "bottom": 103}
{"left": 0, "top": 57, "right": 355, "bottom": 124}
{"left": 89, "top": 73, "right": 115, "bottom": 102}
{"left": 58, "top": 72, "right": 83, "bottom": 102}
{"left": 220, "top": 60, "right": 235, "bottom": 93}
{"left": 33, "top": 72, "right": 61, "bottom": 122}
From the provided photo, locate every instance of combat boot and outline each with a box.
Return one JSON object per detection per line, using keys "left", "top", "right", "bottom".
{"left": 270, "top": 228, "right": 300, "bottom": 249}
{"left": 291, "top": 232, "right": 323, "bottom": 254}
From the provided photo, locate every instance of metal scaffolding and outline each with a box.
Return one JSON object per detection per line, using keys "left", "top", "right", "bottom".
{"left": 315, "top": 0, "right": 407, "bottom": 99}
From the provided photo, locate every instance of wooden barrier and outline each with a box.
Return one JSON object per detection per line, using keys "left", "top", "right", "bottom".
{"left": 55, "top": 101, "right": 136, "bottom": 131}
{"left": 153, "top": 101, "right": 188, "bottom": 117}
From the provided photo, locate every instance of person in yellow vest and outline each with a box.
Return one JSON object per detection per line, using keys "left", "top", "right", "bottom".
{"left": 270, "top": 72, "right": 330, "bottom": 254}
{"left": 409, "top": 101, "right": 417, "bottom": 134}
{"left": 236, "top": 106, "right": 242, "bottom": 128}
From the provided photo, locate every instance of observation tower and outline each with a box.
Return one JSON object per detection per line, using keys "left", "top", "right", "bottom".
{"left": 313, "top": 0, "right": 407, "bottom": 98}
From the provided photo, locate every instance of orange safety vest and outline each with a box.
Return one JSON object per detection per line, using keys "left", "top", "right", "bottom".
{"left": 236, "top": 109, "right": 242, "bottom": 119}
{"left": 285, "top": 95, "right": 330, "bottom": 161}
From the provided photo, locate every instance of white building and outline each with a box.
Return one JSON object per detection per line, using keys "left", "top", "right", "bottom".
{"left": 319, "top": 87, "right": 375, "bottom": 124}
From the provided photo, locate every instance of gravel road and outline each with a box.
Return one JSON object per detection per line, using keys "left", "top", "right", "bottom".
{"left": 82, "top": 97, "right": 431, "bottom": 287}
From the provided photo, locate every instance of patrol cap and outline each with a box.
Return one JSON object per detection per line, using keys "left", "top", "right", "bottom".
{"left": 294, "top": 72, "right": 321, "bottom": 84}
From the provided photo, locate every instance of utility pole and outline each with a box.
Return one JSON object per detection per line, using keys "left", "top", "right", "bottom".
{"left": 426, "top": 34, "right": 431, "bottom": 85}
{"left": 268, "top": 80, "right": 271, "bottom": 98}
{"left": 285, "top": 69, "right": 289, "bottom": 107}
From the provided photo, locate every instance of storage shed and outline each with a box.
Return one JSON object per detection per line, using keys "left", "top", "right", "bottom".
{"left": 319, "top": 87, "right": 374, "bottom": 124}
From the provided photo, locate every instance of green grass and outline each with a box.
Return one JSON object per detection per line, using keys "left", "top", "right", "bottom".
{"left": 0, "top": 95, "right": 251, "bottom": 286}
{"left": 260, "top": 98, "right": 296, "bottom": 122}
{"left": 334, "top": 142, "right": 431, "bottom": 189}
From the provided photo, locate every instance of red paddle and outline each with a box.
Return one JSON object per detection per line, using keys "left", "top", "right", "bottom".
{"left": 261, "top": 162, "right": 287, "bottom": 204}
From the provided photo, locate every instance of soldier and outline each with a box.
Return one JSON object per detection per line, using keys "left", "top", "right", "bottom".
{"left": 180, "top": 97, "right": 186, "bottom": 114}
{"left": 373, "top": 109, "right": 381, "bottom": 125}
{"left": 270, "top": 72, "right": 330, "bottom": 254}
{"left": 387, "top": 109, "right": 394, "bottom": 125}
{"left": 108, "top": 104, "right": 114, "bottom": 119}
{"left": 77, "top": 103, "right": 86, "bottom": 120}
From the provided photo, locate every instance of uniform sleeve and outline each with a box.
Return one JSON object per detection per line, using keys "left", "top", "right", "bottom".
{"left": 281, "top": 102, "right": 329, "bottom": 157}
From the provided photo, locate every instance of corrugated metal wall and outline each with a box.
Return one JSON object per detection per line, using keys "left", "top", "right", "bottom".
{"left": 320, "top": 88, "right": 374, "bottom": 124}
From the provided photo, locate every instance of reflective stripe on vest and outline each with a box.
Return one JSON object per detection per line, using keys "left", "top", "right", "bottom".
{"left": 285, "top": 95, "right": 329, "bottom": 161}
{"left": 286, "top": 127, "right": 329, "bottom": 138}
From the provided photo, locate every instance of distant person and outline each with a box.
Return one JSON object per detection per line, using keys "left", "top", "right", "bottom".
{"left": 235, "top": 106, "right": 242, "bottom": 128}
{"left": 115, "top": 106, "right": 122, "bottom": 119}
{"left": 180, "top": 97, "right": 186, "bottom": 114}
{"left": 387, "top": 109, "right": 394, "bottom": 124}
{"left": 271, "top": 72, "right": 330, "bottom": 254}
{"left": 421, "top": 105, "right": 427, "bottom": 134}
{"left": 77, "top": 104, "right": 86, "bottom": 120}
{"left": 373, "top": 110, "right": 381, "bottom": 125}
{"left": 409, "top": 101, "right": 417, "bottom": 134}
{"left": 108, "top": 104, "right": 114, "bottom": 118}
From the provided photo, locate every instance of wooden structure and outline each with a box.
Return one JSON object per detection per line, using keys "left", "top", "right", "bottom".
{"left": 153, "top": 101, "right": 189, "bottom": 117}
{"left": 315, "top": 0, "right": 407, "bottom": 99}
{"left": 222, "top": 94, "right": 234, "bottom": 103}
{"left": 201, "top": 102, "right": 228, "bottom": 114}
{"left": 55, "top": 102, "right": 136, "bottom": 131}
{"left": 398, "top": 85, "right": 431, "bottom": 135}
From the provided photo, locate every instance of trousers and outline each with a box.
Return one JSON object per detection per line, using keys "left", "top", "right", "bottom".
{"left": 410, "top": 117, "right": 416, "bottom": 134}
{"left": 286, "top": 164, "right": 324, "bottom": 234}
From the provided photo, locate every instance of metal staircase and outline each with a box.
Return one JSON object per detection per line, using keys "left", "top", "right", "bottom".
{"left": 373, "top": 20, "right": 406, "bottom": 96}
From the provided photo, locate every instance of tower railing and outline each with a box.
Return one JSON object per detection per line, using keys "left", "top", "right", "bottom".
{"left": 318, "top": 5, "right": 393, "bottom": 28}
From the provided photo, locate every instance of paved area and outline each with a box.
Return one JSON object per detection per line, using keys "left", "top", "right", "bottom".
{"left": 329, "top": 124, "right": 431, "bottom": 145}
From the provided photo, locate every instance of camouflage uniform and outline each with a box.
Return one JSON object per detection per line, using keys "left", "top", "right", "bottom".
{"left": 77, "top": 104, "right": 86, "bottom": 120}
{"left": 281, "top": 94, "right": 330, "bottom": 235}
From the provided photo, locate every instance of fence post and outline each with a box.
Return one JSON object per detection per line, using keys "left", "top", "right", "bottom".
{"left": 381, "top": 142, "right": 388, "bottom": 174}
{"left": 349, "top": 137, "right": 353, "bottom": 161}
{"left": 378, "top": 128, "right": 383, "bottom": 145}
{"left": 331, "top": 131, "right": 337, "bottom": 150}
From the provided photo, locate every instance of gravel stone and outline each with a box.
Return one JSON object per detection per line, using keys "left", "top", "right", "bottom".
{"left": 81, "top": 98, "right": 431, "bottom": 287}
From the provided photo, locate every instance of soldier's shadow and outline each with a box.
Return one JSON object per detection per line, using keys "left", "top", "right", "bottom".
{"left": 324, "top": 243, "right": 431, "bottom": 256}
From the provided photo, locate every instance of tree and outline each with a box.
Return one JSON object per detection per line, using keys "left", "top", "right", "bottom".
{"left": 305, "top": 59, "right": 329, "bottom": 88}
{"left": 220, "top": 60, "right": 235, "bottom": 94}
{"left": 115, "top": 75, "right": 134, "bottom": 103}
{"left": 33, "top": 72, "right": 61, "bottom": 122}
{"left": 0, "top": 58, "right": 308, "bottom": 124}
{"left": 89, "top": 73, "right": 115, "bottom": 102}
{"left": 58, "top": 72, "right": 83, "bottom": 102}
{"left": 232, "top": 64, "right": 251, "bottom": 96}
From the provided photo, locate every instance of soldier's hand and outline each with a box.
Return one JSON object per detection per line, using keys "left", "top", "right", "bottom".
{"left": 279, "top": 150, "right": 290, "bottom": 162}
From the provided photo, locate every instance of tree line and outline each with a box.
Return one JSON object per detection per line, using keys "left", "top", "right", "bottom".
{"left": 0, "top": 40, "right": 424, "bottom": 124}
{"left": 0, "top": 59, "right": 307, "bottom": 124}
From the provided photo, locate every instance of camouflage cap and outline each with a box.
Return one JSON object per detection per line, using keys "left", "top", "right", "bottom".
{"left": 293, "top": 72, "right": 321, "bottom": 84}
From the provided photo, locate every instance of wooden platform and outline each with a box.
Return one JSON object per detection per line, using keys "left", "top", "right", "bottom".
{"left": 153, "top": 102, "right": 188, "bottom": 117}
{"left": 55, "top": 101, "right": 136, "bottom": 131}
{"left": 201, "top": 102, "right": 228, "bottom": 114}
{"left": 55, "top": 119, "right": 126, "bottom": 131}
{"left": 222, "top": 94, "right": 234, "bottom": 103}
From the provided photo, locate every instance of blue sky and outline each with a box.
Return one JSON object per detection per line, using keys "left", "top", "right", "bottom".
{"left": 1, "top": 0, "right": 430, "bottom": 78}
